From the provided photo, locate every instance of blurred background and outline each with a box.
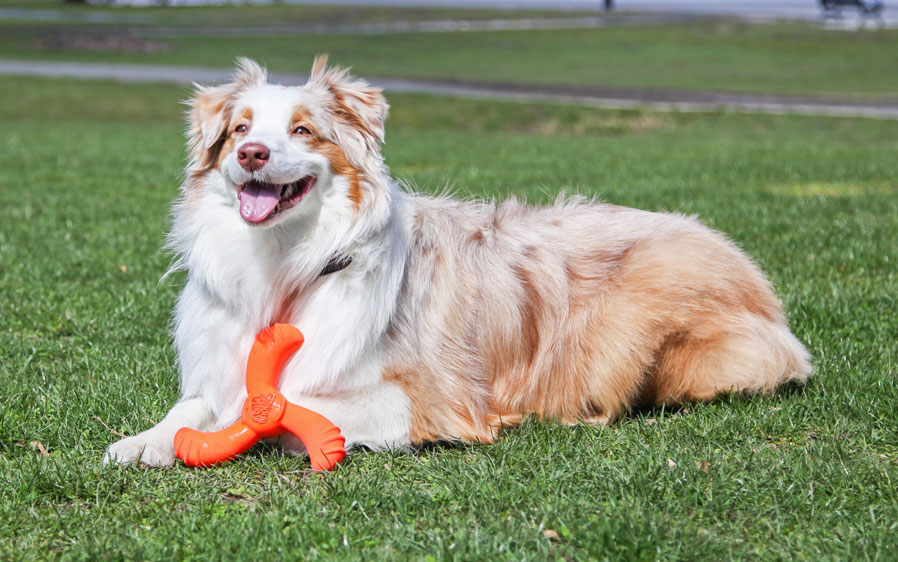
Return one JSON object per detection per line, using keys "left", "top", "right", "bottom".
{"left": 2, "top": 1, "right": 897, "bottom": 559}
{"left": 1, "top": 0, "right": 895, "bottom": 102}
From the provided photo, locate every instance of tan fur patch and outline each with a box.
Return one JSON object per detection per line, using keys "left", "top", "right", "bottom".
{"left": 290, "top": 104, "right": 363, "bottom": 209}
{"left": 290, "top": 106, "right": 314, "bottom": 133}
{"left": 215, "top": 107, "right": 253, "bottom": 170}
{"left": 383, "top": 368, "right": 492, "bottom": 444}
{"left": 466, "top": 230, "right": 485, "bottom": 245}
{"left": 332, "top": 91, "right": 377, "bottom": 140}
{"left": 189, "top": 91, "right": 230, "bottom": 175}
{"left": 510, "top": 262, "right": 542, "bottom": 370}
{"left": 216, "top": 137, "right": 235, "bottom": 170}
{"left": 316, "top": 148, "right": 361, "bottom": 206}
{"left": 314, "top": 139, "right": 362, "bottom": 208}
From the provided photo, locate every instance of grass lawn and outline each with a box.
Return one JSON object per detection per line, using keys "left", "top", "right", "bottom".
{"left": 1, "top": 75, "right": 897, "bottom": 559}
{"left": 1, "top": 18, "right": 897, "bottom": 100}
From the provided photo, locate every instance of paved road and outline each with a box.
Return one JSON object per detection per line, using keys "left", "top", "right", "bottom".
{"left": 122, "top": 0, "right": 897, "bottom": 27}
{"left": 278, "top": 0, "right": 898, "bottom": 27}
{"left": 0, "top": 13, "right": 704, "bottom": 38}
{"left": 3, "top": 1, "right": 897, "bottom": 28}
{"left": 4, "top": 59, "right": 897, "bottom": 120}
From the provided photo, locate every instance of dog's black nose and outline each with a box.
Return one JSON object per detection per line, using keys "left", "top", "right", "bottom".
{"left": 237, "top": 143, "right": 270, "bottom": 172}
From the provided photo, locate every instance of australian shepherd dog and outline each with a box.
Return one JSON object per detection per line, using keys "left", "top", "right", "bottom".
{"left": 105, "top": 57, "right": 811, "bottom": 466}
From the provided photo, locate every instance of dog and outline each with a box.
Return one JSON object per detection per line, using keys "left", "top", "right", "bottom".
{"left": 104, "top": 57, "right": 812, "bottom": 466}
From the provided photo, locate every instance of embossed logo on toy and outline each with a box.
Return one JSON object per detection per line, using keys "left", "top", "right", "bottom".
{"left": 249, "top": 392, "right": 276, "bottom": 424}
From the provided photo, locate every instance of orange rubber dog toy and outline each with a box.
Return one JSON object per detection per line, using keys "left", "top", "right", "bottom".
{"left": 173, "top": 324, "right": 346, "bottom": 470}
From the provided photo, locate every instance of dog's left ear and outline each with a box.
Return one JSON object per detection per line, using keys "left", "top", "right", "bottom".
{"left": 187, "top": 58, "right": 268, "bottom": 172}
{"left": 307, "top": 55, "right": 389, "bottom": 169}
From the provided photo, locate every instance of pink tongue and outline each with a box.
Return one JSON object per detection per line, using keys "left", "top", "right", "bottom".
{"left": 238, "top": 183, "right": 281, "bottom": 223}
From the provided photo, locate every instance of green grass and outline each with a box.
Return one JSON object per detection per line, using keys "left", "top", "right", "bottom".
{"left": 1, "top": 76, "right": 897, "bottom": 560}
{"left": 2, "top": 19, "right": 898, "bottom": 100}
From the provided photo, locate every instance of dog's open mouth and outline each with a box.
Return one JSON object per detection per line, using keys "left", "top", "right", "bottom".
{"left": 236, "top": 176, "right": 316, "bottom": 224}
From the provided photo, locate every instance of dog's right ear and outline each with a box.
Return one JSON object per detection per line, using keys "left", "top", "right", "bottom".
{"left": 306, "top": 55, "right": 389, "bottom": 171}
{"left": 186, "top": 58, "right": 267, "bottom": 172}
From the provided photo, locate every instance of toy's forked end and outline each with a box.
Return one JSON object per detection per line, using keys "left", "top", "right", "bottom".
{"left": 256, "top": 323, "right": 304, "bottom": 346}
{"left": 174, "top": 422, "right": 258, "bottom": 467}
{"left": 245, "top": 323, "right": 305, "bottom": 390}
{"left": 308, "top": 431, "right": 347, "bottom": 472}
{"left": 281, "top": 402, "right": 346, "bottom": 471}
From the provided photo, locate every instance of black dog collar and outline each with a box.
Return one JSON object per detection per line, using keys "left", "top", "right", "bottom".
{"left": 319, "top": 256, "right": 352, "bottom": 278}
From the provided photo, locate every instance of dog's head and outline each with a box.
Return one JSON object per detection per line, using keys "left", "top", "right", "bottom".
{"left": 185, "top": 56, "right": 388, "bottom": 227}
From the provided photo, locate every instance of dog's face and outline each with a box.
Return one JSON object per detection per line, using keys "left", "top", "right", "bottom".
{"left": 220, "top": 85, "right": 328, "bottom": 225}
{"left": 186, "top": 57, "right": 388, "bottom": 228}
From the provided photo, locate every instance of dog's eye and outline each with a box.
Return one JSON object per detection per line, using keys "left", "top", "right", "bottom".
{"left": 234, "top": 124, "right": 248, "bottom": 134}
{"left": 292, "top": 126, "right": 312, "bottom": 137}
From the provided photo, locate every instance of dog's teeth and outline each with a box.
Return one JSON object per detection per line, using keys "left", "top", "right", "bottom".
{"left": 282, "top": 181, "right": 300, "bottom": 200}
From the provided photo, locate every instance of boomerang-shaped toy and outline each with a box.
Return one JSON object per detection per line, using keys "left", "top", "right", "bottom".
{"left": 173, "top": 324, "right": 346, "bottom": 471}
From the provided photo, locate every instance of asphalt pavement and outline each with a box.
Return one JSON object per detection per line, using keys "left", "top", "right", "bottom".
{"left": 3, "top": 59, "right": 897, "bottom": 120}
{"left": 2, "top": 1, "right": 896, "bottom": 28}
{"left": 230, "top": 0, "right": 898, "bottom": 28}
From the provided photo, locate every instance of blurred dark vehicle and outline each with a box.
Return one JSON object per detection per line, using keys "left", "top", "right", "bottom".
{"left": 820, "top": 0, "right": 885, "bottom": 16}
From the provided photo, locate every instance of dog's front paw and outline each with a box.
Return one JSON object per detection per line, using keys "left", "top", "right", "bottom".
{"left": 103, "top": 432, "right": 177, "bottom": 467}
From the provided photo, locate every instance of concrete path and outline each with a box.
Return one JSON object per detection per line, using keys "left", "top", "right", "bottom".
{"left": 0, "top": 14, "right": 700, "bottom": 38}
{"left": 272, "top": 0, "right": 898, "bottom": 28}
{"left": 3, "top": 3, "right": 896, "bottom": 30}
{"left": 105, "top": 14, "right": 699, "bottom": 38}
{"left": 77, "top": 0, "right": 894, "bottom": 28}
{"left": 3, "top": 59, "right": 897, "bottom": 120}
